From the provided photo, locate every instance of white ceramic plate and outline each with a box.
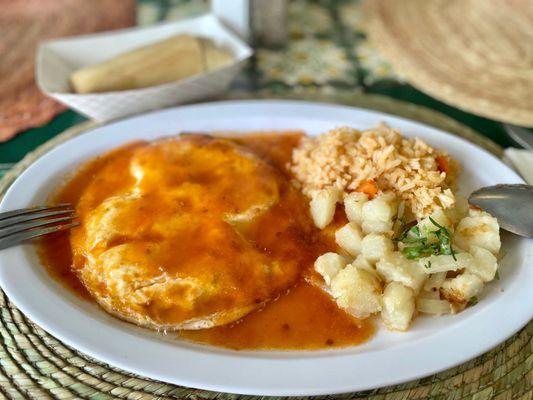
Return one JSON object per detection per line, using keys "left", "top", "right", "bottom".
{"left": 0, "top": 101, "right": 531, "bottom": 396}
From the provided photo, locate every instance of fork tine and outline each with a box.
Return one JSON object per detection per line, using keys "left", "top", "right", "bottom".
{"left": 0, "top": 222, "right": 80, "bottom": 250}
{"left": 0, "top": 215, "right": 76, "bottom": 239}
{"left": 0, "top": 204, "right": 71, "bottom": 221}
{"left": 0, "top": 208, "right": 75, "bottom": 229}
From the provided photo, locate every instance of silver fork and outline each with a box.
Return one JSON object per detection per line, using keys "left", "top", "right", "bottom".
{"left": 0, "top": 204, "right": 78, "bottom": 250}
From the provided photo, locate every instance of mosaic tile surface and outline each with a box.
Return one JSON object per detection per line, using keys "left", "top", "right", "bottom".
{"left": 137, "top": 0, "right": 397, "bottom": 91}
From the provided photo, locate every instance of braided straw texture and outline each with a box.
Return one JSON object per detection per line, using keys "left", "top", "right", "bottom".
{"left": 0, "top": 94, "right": 530, "bottom": 399}
{"left": 363, "top": 0, "right": 533, "bottom": 127}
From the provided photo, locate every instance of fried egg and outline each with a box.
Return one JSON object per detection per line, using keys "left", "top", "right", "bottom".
{"left": 71, "top": 135, "right": 318, "bottom": 330}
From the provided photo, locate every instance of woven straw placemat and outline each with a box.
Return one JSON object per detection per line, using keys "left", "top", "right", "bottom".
{"left": 0, "top": 94, "right": 530, "bottom": 399}
{"left": 363, "top": 0, "right": 533, "bottom": 128}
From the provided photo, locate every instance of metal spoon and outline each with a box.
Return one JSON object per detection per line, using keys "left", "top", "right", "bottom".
{"left": 469, "top": 184, "right": 533, "bottom": 237}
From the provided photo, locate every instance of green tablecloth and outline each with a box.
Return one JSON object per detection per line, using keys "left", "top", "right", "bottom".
{"left": 0, "top": 0, "right": 514, "bottom": 164}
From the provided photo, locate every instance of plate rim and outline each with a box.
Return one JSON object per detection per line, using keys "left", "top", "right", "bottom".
{"left": 0, "top": 100, "right": 531, "bottom": 396}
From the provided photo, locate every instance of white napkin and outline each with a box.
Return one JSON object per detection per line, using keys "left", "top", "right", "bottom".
{"left": 503, "top": 148, "right": 533, "bottom": 184}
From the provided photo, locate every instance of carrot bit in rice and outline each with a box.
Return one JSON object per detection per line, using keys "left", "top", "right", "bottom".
{"left": 356, "top": 179, "right": 378, "bottom": 199}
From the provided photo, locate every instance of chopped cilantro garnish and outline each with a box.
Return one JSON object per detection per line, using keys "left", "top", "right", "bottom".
{"left": 466, "top": 296, "right": 478, "bottom": 307}
{"left": 396, "top": 217, "right": 458, "bottom": 261}
{"left": 429, "top": 217, "right": 457, "bottom": 261}
{"left": 394, "top": 223, "right": 417, "bottom": 242}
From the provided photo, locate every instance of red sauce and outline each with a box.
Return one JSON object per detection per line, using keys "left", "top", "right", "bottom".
{"left": 182, "top": 282, "right": 373, "bottom": 349}
{"left": 37, "top": 132, "right": 374, "bottom": 350}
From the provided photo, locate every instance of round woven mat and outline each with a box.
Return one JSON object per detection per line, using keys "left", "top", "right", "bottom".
{"left": 0, "top": 94, "right": 530, "bottom": 399}
{"left": 363, "top": 0, "right": 533, "bottom": 128}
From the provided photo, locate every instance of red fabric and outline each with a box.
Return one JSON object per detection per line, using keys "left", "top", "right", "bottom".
{"left": 0, "top": 0, "right": 136, "bottom": 141}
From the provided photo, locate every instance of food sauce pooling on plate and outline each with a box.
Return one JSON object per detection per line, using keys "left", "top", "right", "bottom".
{"left": 181, "top": 281, "right": 373, "bottom": 350}
{"left": 37, "top": 132, "right": 374, "bottom": 349}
